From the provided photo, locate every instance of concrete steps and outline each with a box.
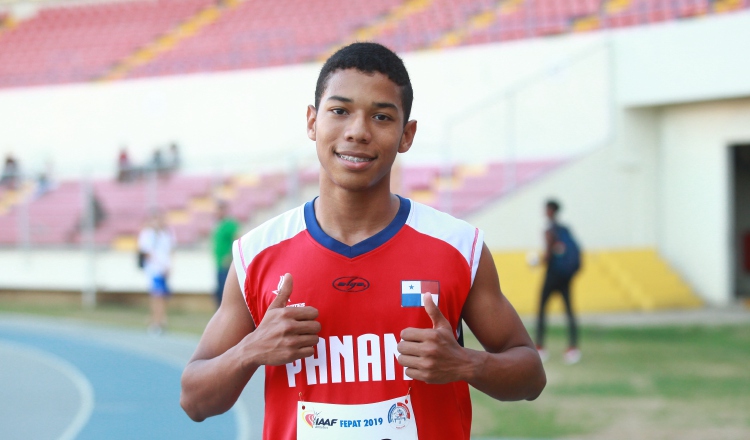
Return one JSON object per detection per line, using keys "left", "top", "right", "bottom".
{"left": 493, "top": 248, "right": 702, "bottom": 315}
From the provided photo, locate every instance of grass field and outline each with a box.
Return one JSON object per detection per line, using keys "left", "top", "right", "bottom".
{"left": 1, "top": 300, "right": 749, "bottom": 439}
{"left": 466, "top": 325, "right": 750, "bottom": 440}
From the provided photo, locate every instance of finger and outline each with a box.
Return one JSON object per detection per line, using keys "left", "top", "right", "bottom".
{"left": 396, "top": 340, "right": 421, "bottom": 357}
{"left": 284, "top": 306, "right": 319, "bottom": 322}
{"left": 400, "top": 328, "right": 434, "bottom": 343}
{"left": 287, "top": 335, "right": 321, "bottom": 349}
{"left": 288, "top": 320, "right": 321, "bottom": 336}
{"left": 423, "top": 293, "right": 451, "bottom": 330}
{"left": 268, "top": 273, "right": 293, "bottom": 309}
{"left": 396, "top": 353, "right": 421, "bottom": 369}
{"left": 400, "top": 327, "right": 433, "bottom": 342}
{"left": 403, "top": 367, "right": 425, "bottom": 382}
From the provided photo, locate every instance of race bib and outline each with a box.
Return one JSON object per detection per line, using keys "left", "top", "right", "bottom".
{"left": 297, "top": 394, "right": 418, "bottom": 440}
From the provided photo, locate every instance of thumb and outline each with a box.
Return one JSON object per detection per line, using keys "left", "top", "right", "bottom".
{"left": 423, "top": 293, "right": 450, "bottom": 330}
{"left": 268, "top": 273, "right": 293, "bottom": 309}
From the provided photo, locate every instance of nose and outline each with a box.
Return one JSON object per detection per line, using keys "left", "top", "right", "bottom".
{"left": 344, "top": 112, "right": 371, "bottom": 144}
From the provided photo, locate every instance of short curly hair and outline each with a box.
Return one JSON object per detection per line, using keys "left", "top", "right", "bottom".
{"left": 314, "top": 42, "right": 413, "bottom": 124}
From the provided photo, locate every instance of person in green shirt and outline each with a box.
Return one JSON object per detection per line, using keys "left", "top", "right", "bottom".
{"left": 212, "top": 202, "right": 239, "bottom": 307}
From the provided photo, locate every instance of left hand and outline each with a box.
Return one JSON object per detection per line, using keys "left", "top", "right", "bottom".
{"left": 397, "top": 293, "right": 472, "bottom": 384}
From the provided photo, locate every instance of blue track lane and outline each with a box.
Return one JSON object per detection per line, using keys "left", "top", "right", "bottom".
{"left": 0, "top": 327, "right": 236, "bottom": 440}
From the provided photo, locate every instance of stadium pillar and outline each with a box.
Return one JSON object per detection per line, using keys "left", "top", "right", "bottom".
{"left": 81, "top": 176, "right": 97, "bottom": 309}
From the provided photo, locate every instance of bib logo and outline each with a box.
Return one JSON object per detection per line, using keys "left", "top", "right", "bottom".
{"left": 302, "top": 410, "right": 318, "bottom": 428}
{"left": 387, "top": 402, "right": 411, "bottom": 429}
{"left": 301, "top": 409, "right": 338, "bottom": 429}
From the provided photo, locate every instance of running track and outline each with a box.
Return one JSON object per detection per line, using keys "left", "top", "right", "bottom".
{"left": 0, "top": 315, "right": 264, "bottom": 440}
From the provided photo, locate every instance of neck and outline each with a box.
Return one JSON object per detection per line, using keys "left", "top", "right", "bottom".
{"left": 315, "top": 179, "right": 400, "bottom": 246}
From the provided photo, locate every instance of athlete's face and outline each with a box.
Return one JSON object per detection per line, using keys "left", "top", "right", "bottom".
{"left": 307, "top": 69, "right": 417, "bottom": 193}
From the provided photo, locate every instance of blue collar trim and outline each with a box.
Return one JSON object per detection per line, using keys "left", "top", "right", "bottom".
{"left": 304, "top": 195, "right": 411, "bottom": 259}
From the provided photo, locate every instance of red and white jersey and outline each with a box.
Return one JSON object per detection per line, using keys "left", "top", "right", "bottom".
{"left": 233, "top": 196, "right": 483, "bottom": 440}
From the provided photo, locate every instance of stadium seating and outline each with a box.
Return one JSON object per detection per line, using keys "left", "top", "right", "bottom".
{"left": 0, "top": 0, "right": 214, "bottom": 88}
{"left": 494, "top": 248, "right": 702, "bottom": 314}
{"left": 0, "top": 158, "right": 565, "bottom": 247}
{"left": 404, "top": 159, "right": 565, "bottom": 218}
{"left": 0, "top": 180, "right": 82, "bottom": 245}
{"left": 1, "top": 0, "right": 748, "bottom": 88}
{"left": 92, "top": 174, "right": 214, "bottom": 245}
{"left": 125, "top": 0, "right": 404, "bottom": 79}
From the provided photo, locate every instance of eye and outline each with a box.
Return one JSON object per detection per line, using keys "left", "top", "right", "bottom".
{"left": 331, "top": 108, "right": 348, "bottom": 115}
{"left": 373, "top": 114, "right": 393, "bottom": 122}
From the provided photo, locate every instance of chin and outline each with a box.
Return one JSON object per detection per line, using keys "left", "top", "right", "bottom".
{"left": 325, "top": 174, "right": 380, "bottom": 193}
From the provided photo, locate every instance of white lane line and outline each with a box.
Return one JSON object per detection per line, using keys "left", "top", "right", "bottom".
{"left": 0, "top": 340, "right": 95, "bottom": 440}
{"left": 0, "top": 316, "right": 258, "bottom": 440}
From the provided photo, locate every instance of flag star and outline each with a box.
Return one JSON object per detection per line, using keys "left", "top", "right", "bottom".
{"left": 409, "top": 284, "right": 414, "bottom": 290}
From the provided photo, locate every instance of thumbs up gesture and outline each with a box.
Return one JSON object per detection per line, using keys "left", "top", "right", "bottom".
{"left": 397, "top": 293, "right": 470, "bottom": 384}
{"left": 246, "top": 273, "right": 321, "bottom": 367}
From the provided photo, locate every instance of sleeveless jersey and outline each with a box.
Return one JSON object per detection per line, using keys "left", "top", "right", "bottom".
{"left": 232, "top": 196, "right": 484, "bottom": 440}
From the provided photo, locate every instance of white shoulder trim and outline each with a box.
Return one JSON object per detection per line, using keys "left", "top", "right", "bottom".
{"left": 232, "top": 204, "right": 307, "bottom": 295}
{"left": 405, "top": 200, "right": 484, "bottom": 285}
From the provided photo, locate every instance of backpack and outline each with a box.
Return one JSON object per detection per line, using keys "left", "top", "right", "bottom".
{"left": 548, "top": 224, "right": 581, "bottom": 278}
{"left": 137, "top": 229, "right": 157, "bottom": 270}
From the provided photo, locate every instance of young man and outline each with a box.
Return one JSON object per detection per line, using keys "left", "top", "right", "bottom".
{"left": 138, "top": 210, "right": 175, "bottom": 335}
{"left": 535, "top": 199, "right": 581, "bottom": 364}
{"left": 181, "top": 42, "right": 546, "bottom": 439}
{"left": 211, "top": 201, "right": 239, "bottom": 307}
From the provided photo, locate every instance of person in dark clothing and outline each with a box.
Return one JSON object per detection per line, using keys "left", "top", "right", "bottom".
{"left": 535, "top": 199, "right": 581, "bottom": 364}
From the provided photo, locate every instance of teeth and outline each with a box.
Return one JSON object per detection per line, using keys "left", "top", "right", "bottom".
{"left": 338, "top": 153, "right": 373, "bottom": 163}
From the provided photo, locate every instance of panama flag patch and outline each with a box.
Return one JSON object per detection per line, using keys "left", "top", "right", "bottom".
{"left": 401, "top": 281, "right": 439, "bottom": 307}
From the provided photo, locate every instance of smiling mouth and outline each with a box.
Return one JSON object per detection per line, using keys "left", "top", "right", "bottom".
{"left": 336, "top": 153, "right": 374, "bottom": 163}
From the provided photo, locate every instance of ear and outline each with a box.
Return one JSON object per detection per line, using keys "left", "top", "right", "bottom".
{"left": 306, "top": 105, "right": 317, "bottom": 141}
{"left": 398, "top": 120, "right": 417, "bottom": 154}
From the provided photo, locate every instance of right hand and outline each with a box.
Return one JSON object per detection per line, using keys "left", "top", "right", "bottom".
{"left": 244, "top": 273, "right": 321, "bottom": 366}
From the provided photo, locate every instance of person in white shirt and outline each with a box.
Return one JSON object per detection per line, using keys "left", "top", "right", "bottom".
{"left": 138, "top": 211, "right": 175, "bottom": 334}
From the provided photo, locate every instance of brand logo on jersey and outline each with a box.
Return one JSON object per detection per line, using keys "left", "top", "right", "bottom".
{"left": 332, "top": 276, "right": 370, "bottom": 292}
{"left": 387, "top": 402, "right": 411, "bottom": 429}
{"left": 272, "top": 275, "right": 290, "bottom": 302}
{"left": 273, "top": 275, "right": 305, "bottom": 306}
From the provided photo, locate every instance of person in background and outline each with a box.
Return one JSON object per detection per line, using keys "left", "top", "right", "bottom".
{"left": 117, "top": 147, "right": 132, "bottom": 182}
{"left": 535, "top": 199, "right": 582, "bottom": 364}
{"left": 211, "top": 201, "right": 239, "bottom": 307}
{"left": 1, "top": 154, "right": 20, "bottom": 189}
{"left": 138, "top": 211, "right": 175, "bottom": 335}
{"left": 167, "top": 142, "right": 181, "bottom": 172}
{"left": 151, "top": 148, "right": 168, "bottom": 177}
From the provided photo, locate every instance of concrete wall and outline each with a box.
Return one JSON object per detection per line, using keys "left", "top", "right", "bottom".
{"left": 470, "top": 98, "right": 750, "bottom": 306}
{"left": 468, "top": 108, "right": 659, "bottom": 251}
{"left": 0, "top": 249, "right": 214, "bottom": 294}
{"left": 658, "top": 98, "right": 750, "bottom": 305}
{"left": 616, "top": 10, "right": 750, "bottom": 107}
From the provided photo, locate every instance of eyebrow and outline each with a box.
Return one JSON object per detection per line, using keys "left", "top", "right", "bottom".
{"left": 327, "top": 95, "right": 398, "bottom": 111}
{"left": 327, "top": 95, "right": 353, "bottom": 103}
{"left": 373, "top": 101, "right": 398, "bottom": 111}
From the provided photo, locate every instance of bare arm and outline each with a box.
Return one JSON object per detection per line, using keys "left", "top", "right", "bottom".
{"left": 180, "top": 267, "right": 320, "bottom": 421}
{"left": 398, "top": 244, "right": 546, "bottom": 401}
{"left": 543, "top": 228, "right": 554, "bottom": 265}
